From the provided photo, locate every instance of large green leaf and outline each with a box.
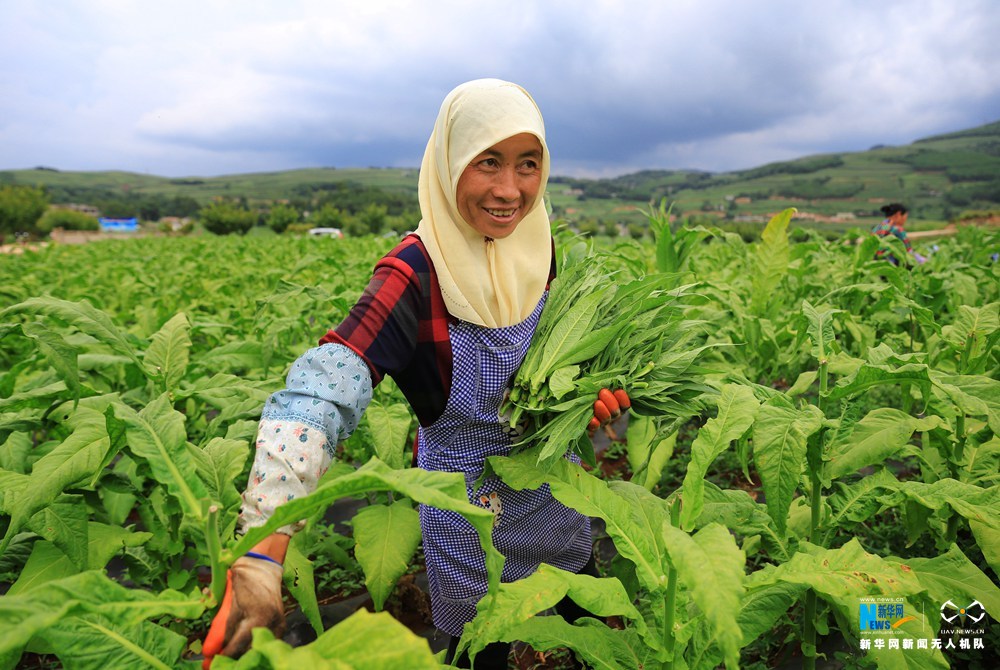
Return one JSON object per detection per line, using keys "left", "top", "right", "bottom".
{"left": 27, "top": 494, "right": 89, "bottom": 571}
{"left": 364, "top": 401, "right": 412, "bottom": 471}
{"left": 825, "top": 468, "right": 901, "bottom": 530}
{"left": 687, "top": 581, "right": 805, "bottom": 670}
{"left": 0, "top": 409, "right": 113, "bottom": 556}
{"left": 680, "top": 383, "right": 758, "bottom": 530}
{"left": 0, "top": 381, "right": 71, "bottom": 413}
{"left": 965, "top": 437, "right": 1000, "bottom": 487}
{"left": 490, "top": 453, "right": 668, "bottom": 594}
{"left": 144, "top": 312, "right": 191, "bottom": 394}
{"left": 892, "top": 479, "right": 1000, "bottom": 530}
{"left": 13, "top": 320, "right": 82, "bottom": 401}
{"left": 0, "top": 570, "right": 203, "bottom": 662}
{"left": 5, "top": 523, "right": 152, "bottom": 596}
{"left": 802, "top": 299, "right": 840, "bottom": 363}
{"left": 889, "top": 544, "right": 1000, "bottom": 620}
{"left": 941, "top": 302, "right": 999, "bottom": 371}
{"left": 827, "top": 360, "right": 932, "bottom": 403}
{"left": 232, "top": 458, "right": 502, "bottom": 597}
{"left": 759, "top": 539, "right": 925, "bottom": 600}
{"left": 752, "top": 403, "right": 824, "bottom": 535}
{"left": 0, "top": 469, "right": 29, "bottom": 515}
{"left": 37, "top": 614, "right": 187, "bottom": 670}
{"left": 1, "top": 297, "right": 143, "bottom": 368}
{"left": 932, "top": 374, "right": 1000, "bottom": 434}
{"left": 352, "top": 500, "right": 421, "bottom": 611}
{"left": 697, "top": 482, "right": 789, "bottom": 561}
{"left": 191, "top": 437, "right": 251, "bottom": 512}
{"left": 750, "top": 208, "right": 794, "bottom": 316}
{"left": 228, "top": 609, "right": 440, "bottom": 670}
{"left": 823, "top": 408, "right": 944, "bottom": 484}
{"left": 663, "top": 523, "right": 745, "bottom": 669}
{"left": 113, "top": 393, "right": 208, "bottom": 520}
{"left": 504, "top": 616, "right": 648, "bottom": 670}
{"left": 532, "top": 286, "right": 609, "bottom": 388}
{"left": 176, "top": 372, "right": 271, "bottom": 408}
{"left": 461, "top": 563, "right": 645, "bottom": 661}
{"left": 756, "top": 540, "right": 949, "bottom": 668}
{"left": 969, "top": 519, "right": 1000, "bottom": 578}
{"left": 5, "top": 540, "right": 80, "bottom": 596}
{"left": 283, "top": 536, "right": 322, "bottom": 638}
{"left": 0, "top": 431, "right": 31, "bottom": 473}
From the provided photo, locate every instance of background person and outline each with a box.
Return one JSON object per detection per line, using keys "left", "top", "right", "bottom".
{"left": 202, "top": 78, "right": 623, "bottom": 670}
{"left": 872, "top": 203, "right": 926, "bottom": 264}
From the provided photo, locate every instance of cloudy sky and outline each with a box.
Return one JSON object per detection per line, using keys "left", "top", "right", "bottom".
{"left": 2, "top": 0, "right": 998, "bottom": 178}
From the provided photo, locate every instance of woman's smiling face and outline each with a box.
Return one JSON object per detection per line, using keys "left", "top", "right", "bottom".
{"left": 455, "top": 132, "right": 543, "bottom": 239}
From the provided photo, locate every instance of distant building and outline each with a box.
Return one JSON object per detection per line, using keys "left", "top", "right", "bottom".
{"left": 160, "top": 216, "right": 192, "bottom": 231}
{"left": 308, "top": 227, "right": 344, "bottom": 238}
{"left": 99, "top": 217, "right": 139, "bottom": 232}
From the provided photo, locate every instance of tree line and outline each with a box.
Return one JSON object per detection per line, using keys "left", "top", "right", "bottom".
{"left": 0, "top": 181, "right": 421, "bottom": 240}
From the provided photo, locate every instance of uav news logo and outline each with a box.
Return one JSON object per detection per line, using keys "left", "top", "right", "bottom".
{"left": 940, "top": 600, "right": 986, "bottom": 626}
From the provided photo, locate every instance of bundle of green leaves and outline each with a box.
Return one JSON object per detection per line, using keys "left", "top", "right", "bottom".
{"left": 502, "top": 243, "right": 716, "bottom": 469}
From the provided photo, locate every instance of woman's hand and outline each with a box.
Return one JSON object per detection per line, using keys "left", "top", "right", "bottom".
{"left": 202, "top": 554, "right": 286, "bottom": 668}
{"left": 588, "top": 388, "right": 630, "bottom": 435}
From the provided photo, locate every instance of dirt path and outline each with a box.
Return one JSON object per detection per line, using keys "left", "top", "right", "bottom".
{"left": 0, "top": 242, "right": 47, "bottom": 255}
{"left": 908, "top": 224, "right": 958, "bottom": 240}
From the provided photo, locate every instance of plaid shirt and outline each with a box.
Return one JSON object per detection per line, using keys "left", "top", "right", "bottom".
{"left": 319, "top": 234, "right": 556, "bottom": 427}
{"left": 871, "top": 219, "right": 912, "bottom": 254}
{"left": 320, "top": 234, "right": 450, "bottom": 426}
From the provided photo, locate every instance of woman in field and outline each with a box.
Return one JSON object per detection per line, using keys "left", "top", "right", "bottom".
{"left": 871, "top": 202, "right": 926, "bottom": 264}
{"left": 203, "top": 79, "right": 624, "bottom": 669}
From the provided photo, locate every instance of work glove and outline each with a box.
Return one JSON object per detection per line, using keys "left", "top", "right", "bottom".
{"left": 913, "top": 252, "right": 927, "bottom": 264}
{"left": 588, "top": 388, "right": 630, "bottom": 435}
{"left": 202, "top": 553, "right": 286, "bottom": 669}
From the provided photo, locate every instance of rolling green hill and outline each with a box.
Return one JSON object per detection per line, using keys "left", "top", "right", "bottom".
{"left": 549, "top": 120, "right": 1000, "bottom": 230}
{"left": 3, "top": 120, "right": 998, "bottom": 232}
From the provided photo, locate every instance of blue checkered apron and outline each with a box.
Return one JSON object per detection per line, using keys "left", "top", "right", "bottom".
{"left": 416, "top": 293, "right": 592, "bottom": 637}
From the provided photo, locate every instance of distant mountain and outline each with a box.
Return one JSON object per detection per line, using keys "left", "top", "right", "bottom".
{"left": 3, "top": 120, "right": 998, "bottom": 226}
{"left": 549, "top": 119, "right": 1000, "bottom": 223}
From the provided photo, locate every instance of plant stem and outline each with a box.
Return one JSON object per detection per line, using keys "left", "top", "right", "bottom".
{"left": 959, "top": 333, "right": 975, "bottom": 374}
{"left": 954, "top": 413, "right": 967, "bottom": 467}
{"left": 663, "top": 498, "right": 681, "bottom": 669}
{"left": 803, "top": 592, "right": 818, "bottom": 670}
{"left": 802, "top": 359, "right": 829, "bottom": 670}
{"left": 663, "top": 564, "right": 678, "bottom": 668}
{"left": 944, "top": 411, "right": 968, "bottom": 546}
{"left": 206, "top": 504, "right": 225, "bottom": 605}
{"left": 811, "top": 359, "right": 829, "bottom": 544}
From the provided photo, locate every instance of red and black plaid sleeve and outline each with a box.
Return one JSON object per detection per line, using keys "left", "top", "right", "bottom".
{"left": 319, "top": 235, "right": 453, "bottom": 426}
{"left": 320, "top": 234, "right": 556, "bottom": 427}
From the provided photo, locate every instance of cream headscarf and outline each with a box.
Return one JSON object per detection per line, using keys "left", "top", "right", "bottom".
{"left": 414, "top": 79, "right": 551, "bottom": 328}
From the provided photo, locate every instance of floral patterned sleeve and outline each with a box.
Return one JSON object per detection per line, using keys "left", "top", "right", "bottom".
{"left": 238, "top": 342, "right": 372, "bottom": 536}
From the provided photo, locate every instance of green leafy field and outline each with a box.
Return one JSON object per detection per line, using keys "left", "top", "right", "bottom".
{"left": 1, "top": 216, "right": 998, "bottom": 669}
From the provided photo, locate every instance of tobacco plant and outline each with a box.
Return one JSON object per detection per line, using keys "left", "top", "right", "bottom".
{"left": 1, "top": 222, "right": 997, "bottom": 668}
{"left": 456, "top": 214, "right": 999, "bottom": 669}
